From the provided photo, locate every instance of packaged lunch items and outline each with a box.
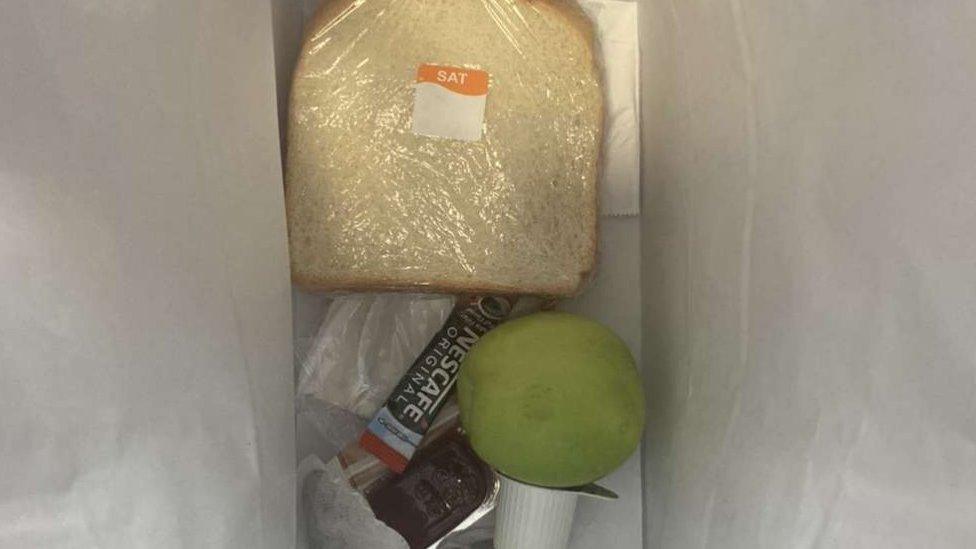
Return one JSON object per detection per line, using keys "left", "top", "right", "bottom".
{"left": 307, "top": 404, "right": 498, "bottom": 549}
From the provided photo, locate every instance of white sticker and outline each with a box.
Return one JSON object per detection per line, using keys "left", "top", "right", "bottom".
{"left": 411, "top": 64, "right": 488, "bottom": 142}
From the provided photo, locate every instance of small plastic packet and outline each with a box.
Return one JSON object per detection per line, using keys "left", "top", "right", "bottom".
{"left": 297, "top": 293, "right": 455, "bottom": 418}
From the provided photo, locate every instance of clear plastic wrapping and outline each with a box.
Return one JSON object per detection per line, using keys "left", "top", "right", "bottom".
{"left": 285, "top": 0, "right": 603, "bottom": 296}
{"left": 297, "top": 293, "right": 454, "bottom": 418}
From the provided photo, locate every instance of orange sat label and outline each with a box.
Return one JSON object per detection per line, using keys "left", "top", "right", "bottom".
{"left": 416, "top": 64, "right": 489, "bottom": 96}
{"left": 412, "top": 64, "right": 489, "bottom": 141}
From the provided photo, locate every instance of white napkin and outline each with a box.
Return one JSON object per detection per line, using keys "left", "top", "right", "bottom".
{"left": 580, "top": 0, "right": 641, "bottom": 217}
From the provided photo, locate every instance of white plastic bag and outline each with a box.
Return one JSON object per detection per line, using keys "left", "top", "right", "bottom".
{"left": 0, "top": 2, "right": 294, "bottom": 547}
{"left": 640, "top": 1, "right": 976, "bottom": 546}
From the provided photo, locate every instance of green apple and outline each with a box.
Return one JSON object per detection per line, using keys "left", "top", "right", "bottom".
{"left": 457, "top": 312, "right": 644, "bottom": 487}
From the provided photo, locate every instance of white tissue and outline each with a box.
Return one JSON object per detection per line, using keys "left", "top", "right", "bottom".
{"left": 299, "top": 456, "right": 409, "bottom": 549}
{"left": 581, "top": 0, "right": 641, "bottom": 217}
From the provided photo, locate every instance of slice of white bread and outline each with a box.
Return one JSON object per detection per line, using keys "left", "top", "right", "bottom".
{"left": 286, "top": 0, "right": 602, "bottom": 296}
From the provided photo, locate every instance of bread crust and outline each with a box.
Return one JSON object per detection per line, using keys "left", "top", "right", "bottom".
{"left": 286, "top": 0, "right": 604, "bottom": 297}
{"left": 292, "top": 270, "right": 584, "bottom": 298}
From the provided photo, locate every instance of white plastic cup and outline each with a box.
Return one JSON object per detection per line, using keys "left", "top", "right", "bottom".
{"left": 493, "top": 476, "right": 579, "bottom": 549}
